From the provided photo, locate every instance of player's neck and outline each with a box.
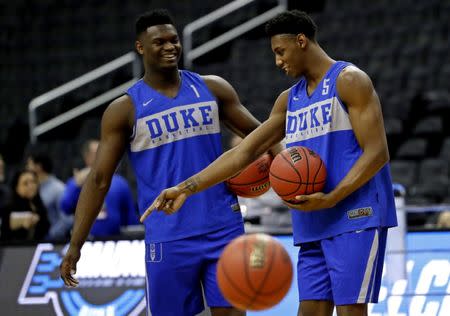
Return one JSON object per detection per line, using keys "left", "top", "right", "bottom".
{"left": 143, "top": 68, "right": 181, "bottom": 91}
{"left": 303, "top": 46, "right": 335, "bottom": 87}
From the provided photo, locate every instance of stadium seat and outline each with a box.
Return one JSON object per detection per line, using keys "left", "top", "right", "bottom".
{"left": 395, "top": 138, "right": 428, "bottom": 160}
{"left": 408, "top": 158, "right": 449, "bottom": 203}
{"left": 412, "top": 116, "right": 444, "bottom": 156}
{"left": 423, "top": 90, "right": 450, "bottom": 116}
{"left": 384, "top": 117, "right": 404, "bottom": 156}
{"left": 439, "top": 137, "right": 450, "bottom": 161}
{"left": 389, "top": 160, "right": 418, "bottom": 189}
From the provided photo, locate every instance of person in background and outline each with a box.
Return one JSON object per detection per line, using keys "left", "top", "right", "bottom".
{"left": 27, "top": 152, "right": 72, "bottom": 240}
{"left": 436, "top": 210, "right": 450, "bottom": 229}
{"left": 0, "top": 169, "right": 50, "bottom": 242}
{"left": 0, "top": 154, "right": 10, "bottom": 211}
{"left": 60, "top": 139, "right": 138, "bottom": 237}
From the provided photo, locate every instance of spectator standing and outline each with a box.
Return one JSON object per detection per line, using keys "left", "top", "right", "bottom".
{"left": 60, "top": 139, "right": 138, "bottom": 237}
{"left": 27, "top": 152, "right": 72, "bottom": 240}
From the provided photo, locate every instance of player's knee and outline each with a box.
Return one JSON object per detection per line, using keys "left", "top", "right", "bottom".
{"left": 299, "top": 300, "right": 334, "bottom": 316}
{"left": 210, "top": 307, "right": 246, "bottom": 316}
{"left": 336, "top": 303, "right": 367, "bottom": 316}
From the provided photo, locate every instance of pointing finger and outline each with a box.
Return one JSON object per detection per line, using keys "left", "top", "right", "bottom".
{"left": 140, "top": 195, "right": 164, "bottom": 222}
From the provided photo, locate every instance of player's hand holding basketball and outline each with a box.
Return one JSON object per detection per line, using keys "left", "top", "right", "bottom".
{"left": 283, "top": 192, "right": 337, "bottom": 211}
{"left": 60, "top": 246, "right": 81, "bottom": 288}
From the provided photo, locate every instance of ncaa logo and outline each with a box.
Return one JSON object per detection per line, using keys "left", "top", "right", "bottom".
{"left": 18, "top": 242, "right": 146, "bottom": 316}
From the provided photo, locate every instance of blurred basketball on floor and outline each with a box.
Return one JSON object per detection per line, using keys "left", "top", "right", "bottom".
{"left": 216, "top": 233, "right": 293, "bottom": 311}
{"left": 269, "top": 146, "right": 326, "bottom": 203}
{"left": 226, "top": 153, "right": 272, "bottom": 197}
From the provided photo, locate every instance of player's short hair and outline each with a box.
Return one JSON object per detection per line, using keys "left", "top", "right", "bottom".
{"left": 135, "top": 9, "right": 176, "bottom": 37}
{"left": 29, "top": 152, "right": 53, "bottom": 173}
{"left": 265, "top": 10, "right": 317, "bottom": 41}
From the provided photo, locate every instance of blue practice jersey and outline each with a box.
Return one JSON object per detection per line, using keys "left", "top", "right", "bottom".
{"left": 126, "top": 70, "right": 242, "bottom": 243}
{"left": 285, "top": 61, "right": 397, "bottom": 244}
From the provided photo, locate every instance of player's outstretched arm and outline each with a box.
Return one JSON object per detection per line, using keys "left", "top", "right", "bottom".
{"left": 293, "top": 66, "right": 390, "bottom": 211}
{"left": 140, "top": 90, "right": 289, "bottom": 221}
{"left": 60, "top": 96, "right": 134, "bottom": 287}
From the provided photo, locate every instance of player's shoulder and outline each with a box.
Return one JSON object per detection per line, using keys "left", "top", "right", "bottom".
{"left": 104, "top": 95, "right": 134, "bottom": 117}
{"left": 337, "top": 65, "right": 374, "bottom": 99}
{"left": 270, "top": 88, "right": 291, "bottom": 113}
{"left": 276, "top": 88, "right": 292, "bottom": 103}
{"left": 200, "top": 74, "right": 237, "bottom": 99}
{"left": 280, "top": 87, "right": 292, "bottom": 97}
{"left": 200, "top": 74, "right": 229, "bottom": 87}
{"left": 338, "top": 65, "right": 372, "bottom": 87}
{"left": 101, "top": 95, "right": 134, "bottom": 129}
{"left": 109, "top": 94, "right": 133, "bottom": 108}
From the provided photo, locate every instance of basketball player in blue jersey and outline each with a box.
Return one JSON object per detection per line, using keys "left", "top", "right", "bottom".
{"left": 59, "top": 9, "right": 281, "bottom": 316}
{"left": 143, "top": 10, "right": 398, "bottom": 316}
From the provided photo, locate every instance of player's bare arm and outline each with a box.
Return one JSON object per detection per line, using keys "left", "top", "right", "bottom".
{"left": 291, "top": 66, "right": 390, "bottom": 211}
{"left": 203, "top": 75, "right": 261, "bottom": 137}
{"left": 60, "top": 95, "right": 134, "bottom": 287}
{"left": 203, "top": 75, "right": 284, "bottom": 156}
{"left": 140, "top": 90, "right": 289, "bottom": 221}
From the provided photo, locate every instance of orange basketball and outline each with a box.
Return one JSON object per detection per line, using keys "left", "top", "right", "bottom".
{"left": 216, "top": 233, "right": 293, "bottom": 311}
{"left": 226, "top": 153, "right": 272, "bottom": 197}
{"left": 269, "top": 146, "right": 326, "bottom": 203}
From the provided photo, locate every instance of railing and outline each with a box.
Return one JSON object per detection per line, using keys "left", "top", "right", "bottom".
{"left": 183, "top": 0, "right": 288, "bottom": 69}
{"left": 28, "top": 51, "right": 141, "bottom": 143}
{"left": 29, "top": 0, "right": 288, "bottom": 142}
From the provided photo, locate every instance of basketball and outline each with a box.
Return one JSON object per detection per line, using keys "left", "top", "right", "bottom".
{"left": 216, "top": 233, "right": 293, "bottom": 311}
{"left": 269, "top": 146, "right": 327, "bottom": 203}
{"left": 226, "top": 153, "right": 272, "bottom": 197}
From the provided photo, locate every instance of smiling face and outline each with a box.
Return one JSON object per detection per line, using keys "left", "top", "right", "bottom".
{"left": 270, "top": 33, "right": 308, "bottom": 78}
{"left": 135, "top": 24, "right": 182, "bottom": 71}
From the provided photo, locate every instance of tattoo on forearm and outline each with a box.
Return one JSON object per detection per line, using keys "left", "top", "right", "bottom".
{"left": 181, "top": 178, "right": 198, "bottom": 193}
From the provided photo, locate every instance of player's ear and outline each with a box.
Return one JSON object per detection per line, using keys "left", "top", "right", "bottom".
{"left": 296, "top": 33, "right": 307, "bottom": 49}
{"left": 135, "top": 40, "right": 144, "bottom": 55}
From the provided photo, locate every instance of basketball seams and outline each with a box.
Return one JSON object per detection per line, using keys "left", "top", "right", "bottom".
{"left": 280, "top": 151, "right": 302, "bottom": 182}
{"left": 256, "top": 245, "right": 292, "bottom": 296}
{"left": 246, "top": 238, "right": 276, "bottom": 309}
{"left": 217, "top": 235, "right": 294, "bottom": 311}
{"left": 272, "top": 153, "right": 303, "bottom": 196}
{"left": 228, "top": 178, "right": 270, "bottom": 186}
{"left": 270, "top": 146, "right": 327, "bottom": 199}
{"left": 227, "top": 154, "right": 272, "bottom": 185}
{"left": 227, "top": 153, "right": 272, "bottom": 197}
{"left": 269, "top": 172, "right": 326, "bottom": 185}
{"left": 270, "top": 171, "right": 325, "bottom": 197}
{"left": 300, "top": 147, "right": 310, "bottom": 194}
{"left": 218, "top": 258, "right": 255, "bottom": 301}
{"left": 243, "top": 238, "right": 257, "bottom": 293}
{"left": 269, "top": 171, "right": 299, "bottom": 184}
{"left": 312, "top": 159, "right": 324, "bottom": 193}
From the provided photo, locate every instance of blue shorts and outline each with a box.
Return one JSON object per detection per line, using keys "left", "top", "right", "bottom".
{"left": 144, "top": 224, "right": 244, "bottom": 316}
{"left": 297, "top": 227, "right": 388, "bottom": 305}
